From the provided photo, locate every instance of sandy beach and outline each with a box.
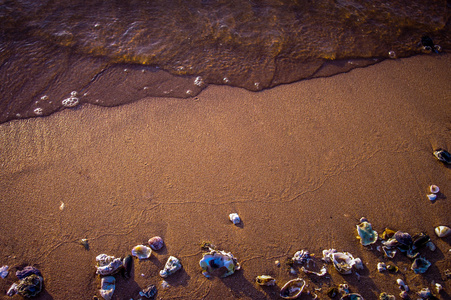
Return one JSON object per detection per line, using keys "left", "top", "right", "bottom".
{"left": 0, "top": 54, "right": 450, "bottom": 299}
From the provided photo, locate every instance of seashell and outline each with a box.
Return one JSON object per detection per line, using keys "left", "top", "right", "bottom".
{"left": 139, "top": 284, "right": 157, "bottom": 298}
{"left": 16, "top": 266, "right": 42, "bottom": 280}
{"left": 0, "top": 265, "right": 9, "bottom": 279}
{"left": 393, "top": 231, "right": 413, "bottom": 246}
{"left": 380, "top": 292, "right": 395, "bottom": 300}
{"left": 327, "top": 287, "right": 339, "bottom": 297}
{"left": 412, "top": 233, "right": 430, "bottom": 250}
{"left": 427, "top": 193, "right": 437, "bottom": 201}
{"left": 131, "top": 245, "right": 152, "bottom": 260}
{"left": 339, "top": 284, "right": 350, "bottom": 294}
{"left": 356, "top": 221, "right": 378, "bottom": 246}
{"left": 411, "top": 257, "right": 431, "bottom": 274}
{"left": 301, "top": 265, "right": 327, "bottom": 276}
{"left": 100, "top": 276, "right": 115, "bottom": 300}
{"left": 434, "top": 149, "right": 451, "bottom": 164}
{"left": 382, "top": 238, "right": 398, "bottom": 248}
{"left": 387, "top": 264, "right": 398, "bottom": 273}
{"left": 95, "top": 254, "right": 123, "bottom": 276}
{"left": 199, "top": 249, "right": 240, "bottom": 278}
{"left": 417, "top": 287, "right": 431, "bottom": 298}
{"left": 429, "top": 185, "right": 439, "bottom": 194}
{"left": 340, "top": 293, "right": 364, "bottom": 300}
{"left": 229, "top": 213, "right": 241, "bottom": 225}
{"left": 148, "top": 236, "right": 164, "bottom": 251}
{"left": 122, "top": 255, "right": 133, "bottom": 279}
{"left": 280, "top": 278, "right": 305, "bottom": 299}
{"left": 292, "top": 250, "right": 311, "bottom": 265}
{"left": 322, "top": 248, "right": 337, "bottom": 263}
{"left": 426, "top": 241, "right": 436, "bottom": 251}
{"left": 80, "top": 238, "right": 89, "bottom": 250}
{"left": 17, "top": 274, "right": 43, "bottom": 298}
{"left": 396, "top": 278, "right": 409, "bottom": 291}
{"left": 255, "top": 275, "right": 276, "bottom": 286}
{"left": 380, "top": 228, "right": 396, "bottom": 240}
{"left": 377, "top": 262, "right": 386, "bottom": 272}
{"left": 435, "top": 225, "right": 451, "bottom": 238}
{"left": 382, "top": 246, "right": 396, "bottom": 258}
{"left": 6, "top": 283, "right": 18, "bottom": 297}
{"left": 331, "top": 252, "right": 356, "bottom": 275}
{"left": 159, "top": 256, "right": 182, "bottom": 278}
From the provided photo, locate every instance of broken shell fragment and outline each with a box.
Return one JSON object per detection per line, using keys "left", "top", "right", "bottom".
{"left": 148, "top": 236, "right": 164, "bottom": 251}
{"left": 427, "top": 194, "right": 437, "bottom": 201}
{"left": 0, "top": 265, "right": 9, "bottom": 278}
{"left": 331, "top": 252, "right": 356, "bottom": 275}
{"left": 377, "top": 262, "right": 386, "bottom": 272}
{"left": 255, "top": 275, "right": 276, "bottom": 286}
{"left": 131, "top": 245, "right": 152, "bottom": 260}
{"left": 159, "top": 256, "right": 182, "bottom": 278}
{"left": 356, "top": 220, "right": 378, "bottom": 246}
{"left": 95, "top": 254, "right": 123, "bottom": 276}
{"left": 100, "top": 276, "right": 115, "bottom": 300}
{"left": 139, "top": 284, "right": 157, "bottom": 298}
{"left": 396, "top": 278, "right": 409, "bottom": 291}
{"left": 417, "top": 287, "right": 432, "bottom": 298}
{"left": 301, "top": 265, "right": 327, "bottom": 276}
{"left": 280, "top": 278, "right": 306, "bottom": 299}
{"left": 430, "top": 185, "right": 440, "bottom": 194}
{"left": 435, "top": 225, "right": 451, "bottom": 238}
{"left": 292, "top": 249, "right": 311, "bottom": 265}
{"left": 229, "top": 213, "right": 241, "bottom": 225}
{"left": 411, "top": 257, "right": 431, "bottom": 274}
{"left": 379, "top": 293, "right": 395, "bottom": 300}
{"left": 199, "top": 249, "right": 240, "bottom": 278}
{"left": 382, "top": 246, "right": 396, "bottom": 258}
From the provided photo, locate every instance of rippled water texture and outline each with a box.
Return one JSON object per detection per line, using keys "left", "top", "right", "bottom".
{"left": 0, "top": 0, "right": 449, "bottom": 123}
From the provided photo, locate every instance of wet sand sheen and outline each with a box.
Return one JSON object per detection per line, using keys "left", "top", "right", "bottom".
{"left": 0, "top": 54, "right": 450, "bottom": 299}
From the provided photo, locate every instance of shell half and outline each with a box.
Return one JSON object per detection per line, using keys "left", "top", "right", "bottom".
{"left": 280, "top": 278, "right": 305, "bottom": 299}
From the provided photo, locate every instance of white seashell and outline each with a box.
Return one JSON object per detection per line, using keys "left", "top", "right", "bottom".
{"left": 0, "top": 265, "right": 9, "bottom": 278}
{"left": 131, "top": 245, "right": 152, "bottom": 260}
{"left": 399, "top": 291, "right": 408, "bottom": 299}
{"left": 435, "top": 226, "right": 451, "bottom": 238}
{"left": 100, "top": 276, "right": 115, "bottom": 300}
{"left": 397, "top": 278, "right": 409, "bottom": 291}
{"left": 430, "top": 185, "right": 439, "bottom": 194}
{"left": 229, "top": 213, "right": 241, "bottom": 225}
{"left": 377, "top": 262, "right": 386, "bottom": 272}
{"left": 427, "top": 194, "right": 437, "bottom": 201}
{"left": 160, "top": 256, "right": 182, "bottom": 278}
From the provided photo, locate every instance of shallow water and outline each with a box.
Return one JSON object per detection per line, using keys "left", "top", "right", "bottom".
{"left": 0, "top": 0, "right": 449, "bottom": 122}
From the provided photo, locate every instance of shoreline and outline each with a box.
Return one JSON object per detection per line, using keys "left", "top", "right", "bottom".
{"left": 0, "top": 54, "right": 450, "bottom": 299}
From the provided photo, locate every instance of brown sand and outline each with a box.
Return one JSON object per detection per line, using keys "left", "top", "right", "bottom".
{"left": 0, "top": 54, "right": 450, "bottom": 299}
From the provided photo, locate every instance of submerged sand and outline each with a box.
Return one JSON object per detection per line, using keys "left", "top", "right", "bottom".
{"left": 0, "top": 54, "right": 450, "bottom": 299}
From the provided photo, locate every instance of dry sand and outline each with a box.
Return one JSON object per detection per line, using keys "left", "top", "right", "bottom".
{"left": 0, "top": 54, "right": 450, "bottom": 299}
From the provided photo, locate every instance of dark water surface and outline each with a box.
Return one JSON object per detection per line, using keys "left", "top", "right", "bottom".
{"left": 1, "top": 0, "right": 449, "bottom": 123}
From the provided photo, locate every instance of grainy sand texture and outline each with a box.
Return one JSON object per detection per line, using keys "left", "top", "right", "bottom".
{"left": 0, "top": 54, "right": 450, "bottom": 299}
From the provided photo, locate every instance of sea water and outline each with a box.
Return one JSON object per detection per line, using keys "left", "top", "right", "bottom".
{"left": 0, "top": 0, "right": 449, "bottom": 123}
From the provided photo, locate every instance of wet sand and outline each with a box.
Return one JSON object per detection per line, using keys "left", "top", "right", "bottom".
{"left": 0, "top": 54, "right": 450, "bottom": 299}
